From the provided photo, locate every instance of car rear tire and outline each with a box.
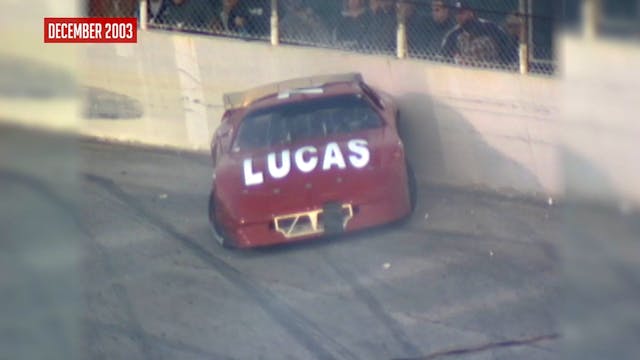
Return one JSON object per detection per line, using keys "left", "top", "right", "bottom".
{"left": 208, "top": 192, "right": 235, "bottom": 249}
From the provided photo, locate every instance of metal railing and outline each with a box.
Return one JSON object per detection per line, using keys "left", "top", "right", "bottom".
{"left": 86, "top": 0, "right": 559, "bottom": 75}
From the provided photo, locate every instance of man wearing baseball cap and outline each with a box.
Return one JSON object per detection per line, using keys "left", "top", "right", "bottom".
{"left": 441, "top": 0, "right": 513, "bottom": 66}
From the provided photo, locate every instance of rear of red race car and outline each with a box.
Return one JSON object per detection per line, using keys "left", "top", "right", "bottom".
{"left": 208, "top": 73, "right": 416, "bottom": 248}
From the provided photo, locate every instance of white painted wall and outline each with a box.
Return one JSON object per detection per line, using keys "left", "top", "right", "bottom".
{"left": 559, "top": 34, "right": 640, "bottom": 207}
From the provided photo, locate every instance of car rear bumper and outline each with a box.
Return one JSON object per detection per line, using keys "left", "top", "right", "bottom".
{"left": 224, "top": 184, "right": 411, "bottom": 248}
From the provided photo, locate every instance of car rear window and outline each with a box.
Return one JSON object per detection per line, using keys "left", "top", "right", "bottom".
{"left": 233, "top": 94, "right": 382, "bottom": 151}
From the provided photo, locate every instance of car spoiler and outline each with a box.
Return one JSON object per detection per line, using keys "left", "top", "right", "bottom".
{"left": 222, "top": 73, "right": 364, "bottom": 110}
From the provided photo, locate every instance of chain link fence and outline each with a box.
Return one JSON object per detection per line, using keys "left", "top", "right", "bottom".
{"left": 405, "top": 0, "right": 522, "bottom": 70}
{"left": 527, "top": 0, "right": 555, "bottom": 74}
{"left": 277, "top": 0, "right": 558, "bottom": 74}
{"left": 86, "top": 0, "right": 271, "bottom": 40}
{"left": 86, "top": 0, "right": 559, "bottom": 75}
{"left": 145, "top": 0, "right": 271, "bottom": 40}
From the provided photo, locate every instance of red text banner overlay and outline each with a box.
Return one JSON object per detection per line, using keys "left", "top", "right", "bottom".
{"left": 44, "top": 18, "right": 137, "bottom": 43}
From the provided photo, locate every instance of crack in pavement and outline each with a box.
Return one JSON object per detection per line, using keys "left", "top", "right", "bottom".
{"left": 391, "top": 333, "right": 559, "bottom": 360}
{"left": 84, "top": 173, "right": 359, "bottom": 360}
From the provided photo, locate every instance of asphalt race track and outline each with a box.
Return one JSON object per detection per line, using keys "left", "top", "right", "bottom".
{"left": 76, "top": 139, "right": 561, "bottom": 360}
{"left": 1, "top": 126, "right": 562, "bottom": 360}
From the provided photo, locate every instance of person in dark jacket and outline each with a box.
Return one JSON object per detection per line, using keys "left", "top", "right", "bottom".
{"left": 408, "top": 0, "right": 457, "bottom": 58}
{"left": 244, "top": 0, "right": 271, "bottom": 36}
{"left": 363, "top": 0, "right": 397, "bottom": 53}
{"left": 441, "top": 0, "right": 512, "bottom": 65}
{"left": 213, "top": 0, "right": 251, "bottom": 34}
{"left": 280, "top": 0, "right": 332, "bottom": 44}
{"left": 333, "top": 0, "right": 369, "bottom": 50}
{"left": 136, "top": 0, "right": 169, "bottom": 27}
{"left": 163, "top": 0, "right": 217, "bottom": 31}
{"left": 503, "top": 12, "right": 524, "bottom": 64}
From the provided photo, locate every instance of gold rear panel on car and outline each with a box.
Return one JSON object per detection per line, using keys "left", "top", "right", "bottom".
{"left": 273, "top": 204, "right": 354, "bottom": 239}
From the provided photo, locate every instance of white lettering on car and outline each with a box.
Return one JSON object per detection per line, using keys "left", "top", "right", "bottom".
{"left": 267, "top": 150, "right": 291, "bottom": 179}
{"left": 294, "top": 146, "right": 318, "bottom": 173}
{"left": 347, "top": 139, "right": 369, "bottom": 168}
{"left": 242, "top": 139, "right": 370, "bottom": 186}
{"left": 243, "top": 158, "right": 264, "bottom": 186}
{"left": 322, "top": 142, "right": 347, "bottom": 170}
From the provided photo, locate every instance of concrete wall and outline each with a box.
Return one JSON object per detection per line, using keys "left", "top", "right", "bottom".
{"left": 82, "top": 30, "right": 640, "bottom": 207}
{"left": 81, "top": 30, "right": 561, "bottom": 199}
{"left": 1, "top": 0, "right": 79, "bottom": 131}
{"left": 559, "top": 34, "right": 640, "bottom": 208}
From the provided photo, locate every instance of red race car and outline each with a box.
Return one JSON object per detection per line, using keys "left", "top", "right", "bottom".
{"left": 208, "top": 73, "right": 416, "bottom": 248}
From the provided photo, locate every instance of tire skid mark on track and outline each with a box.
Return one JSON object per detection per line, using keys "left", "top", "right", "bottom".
{"left": 0, "top": 170, "right": 79, "bottom": 226}
{"left": 320, "top": 249, "right": 423, "bottom": 358}
{"left": 0, "top": 170, "right": 155, "bottom": 360}
{"left": 392, "top": 333, "right": 559, "bottom": 360}
{"left": 86, "top": 319, "right": 236, "bottom": 360}
{"left": 403, "top": 225, "right": 551, "bottom": 250}
{"left": 81, "top": 227, "right": 155, "bottom": 360}
{"left": 84, "top": 173, "right": 359, "bottom": 360}
{"left": 110, "top": 283, "right": 156, "bottom": 360}
{"left": 79, "top": 189, "right": 157, "bottom": 360}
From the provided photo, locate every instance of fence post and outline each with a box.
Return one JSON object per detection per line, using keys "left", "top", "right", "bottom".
{"left": 139, "top": 0, "right": 147, "bottom": 30}
{"left": 396, "top": 12, "right": 407, "bottom": 59}
{"left": 270, "top": 0, "right": 279, "bottom": 46}
{"left": 518, "top": 0, "right": 529, "bottom": 74}
{"left": 582, "top": 0, "right": 601, "bottom": 39}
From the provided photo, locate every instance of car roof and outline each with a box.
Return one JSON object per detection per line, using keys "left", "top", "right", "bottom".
{"left": 243, "top": 82, "right": 364, "bottom": 113}
{"left": 222, "top": 73, "right": 365, "bottom": 111}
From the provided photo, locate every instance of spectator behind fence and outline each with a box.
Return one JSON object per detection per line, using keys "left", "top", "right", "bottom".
{"left": 213, "top": 0, "right": 252, "bottom": 34}
{"left": 398, "top": 0, "right": 421, "bottom": 56}
{"left": 397, "top": 0, "right": 416, "bottom": 23}
{"left": 136, "top": 0, "right": 170, "bottom": 26}
{"left": 333, "top": 0, "right": 369, "bottom": 50}
{"left": 243, "top": 0, "right": 270, "bottom": 36}
{"left": 441, "top": 0, "right": 512, "bottom": 66}
{"left": 162, "top": 0, "right": 217, "bottom": 30}
{"left": 280, "top": 0, "right": 332, "bottom": 45}
{"left": 503, "top": 12, "right": 524, "bottom": 64}
{"left": 363, "top": 0, "right": 397, "bottom": 53}
{"left": 408, "top": 0, "right": 456, "bottom": 57}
